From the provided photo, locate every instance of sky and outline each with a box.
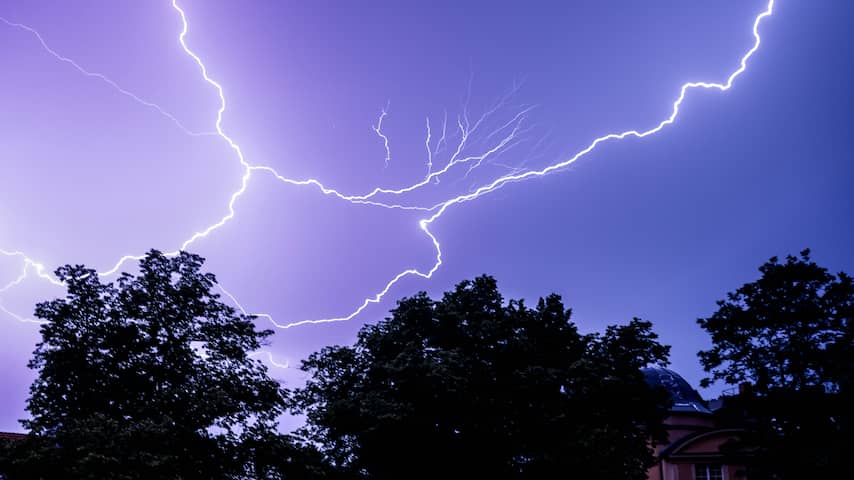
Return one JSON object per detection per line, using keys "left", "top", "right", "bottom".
{"left": 1, "top": 0, "right": 853, "bottom": 433}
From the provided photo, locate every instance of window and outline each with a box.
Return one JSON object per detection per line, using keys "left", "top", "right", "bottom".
{"left": 695, "top": 464, "right": 723, "bottom": 480}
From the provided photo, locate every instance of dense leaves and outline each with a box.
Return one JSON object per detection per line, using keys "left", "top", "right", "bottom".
{"left": 0, "top": 250, "right": 324, "bottom": 479}
{"left": 292, "top": 275, "right": 672, "bottom": 480}
{"left": 698, "top": 250, "right": 854, "bottom": 479}
{"left": 698, "top": 249, "right": 853, "bottom": 393}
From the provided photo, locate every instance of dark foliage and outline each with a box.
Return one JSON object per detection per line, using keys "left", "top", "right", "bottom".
{"left": 698, "top": 250, "right": 854, "bottom": 479}
{"left": 292, "top": 275, "right": 671, "bottom": 480}
{"left": 0, "top": 250, "right": 327, "bottom": 479}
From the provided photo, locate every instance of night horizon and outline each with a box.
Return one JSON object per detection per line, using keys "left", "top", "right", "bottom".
{"left": 2, "top": 0, "right": 853, "bottom": 440}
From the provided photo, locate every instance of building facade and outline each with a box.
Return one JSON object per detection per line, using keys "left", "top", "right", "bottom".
{"left": 644, "top": 368, "right": 750, "bottom": 480}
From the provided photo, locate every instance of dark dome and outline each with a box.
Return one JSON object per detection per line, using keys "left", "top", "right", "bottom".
{"left": 642, "top": 367, "right": 711, "bottom": 414}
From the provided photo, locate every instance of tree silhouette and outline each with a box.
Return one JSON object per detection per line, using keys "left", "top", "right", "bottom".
{"left": 0, "top": 250, "right": 325, "bottom": 479}
{"left": 698, "top": 250, "right": 854, "bottom": 479}
{"left": 292, "top": 275, "right": 671, "bottom": 480}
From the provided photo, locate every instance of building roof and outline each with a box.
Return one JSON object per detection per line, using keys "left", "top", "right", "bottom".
{"left": 642, "top": 367, "right": 712, "bottom": 414}
{"left": 0, "top": 432, "right": 26, "bottom": 441}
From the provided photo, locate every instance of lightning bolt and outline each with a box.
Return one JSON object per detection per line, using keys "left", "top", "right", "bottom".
{"left": 249, "top": 351, "right": 290, "bottom": 370}
{"left": 277, "top": 0, "right": 776, "bottom": 328}
{"left": 0, "top": 0, "right": 775, "bottom": 348}
{"left": 373, "top": 101, "right": 392, "bottom": 168}
{"left": 0, "top": 16, "right": 215, "bottom": 137}
{"left": 0, "top": 249, "right": 63, "bottom": 287}
{"left": 0, "top": 252, "right": 51, "bottom": 325}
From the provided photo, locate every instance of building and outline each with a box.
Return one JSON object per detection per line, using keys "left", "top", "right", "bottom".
{"left": 644, "top": 367, "right": 751, "bottom": 480}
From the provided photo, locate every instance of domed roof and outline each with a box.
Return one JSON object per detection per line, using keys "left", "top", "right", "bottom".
{"left": 642, "top": 367, "right": 711, "bottom": 414}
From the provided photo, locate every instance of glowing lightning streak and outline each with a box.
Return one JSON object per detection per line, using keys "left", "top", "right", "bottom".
{"left": 338, "top": 88, "right": 531, "bottom": 202}
{"left": 429, "top": 0, "right": 776, "bottom": 210}
{"left": 2, "top": 0, "right": 520, "bottom": 294}
{"left": 0, "top": 5, "right": 248, "bottom": 321}
{"left": 1, "top": 7, "right": 440, "bottom": 277}
{"left": 0, "top": 249, "right": 63, "bottom": 287}
{"left": 249, "top": 351, "right": 290, "bottom": 370}
{"left": 373, "top": 101, "right": 392, "bottom": 168}
{"left": 216, "top": 285, "right": 288, "bottom": 368}
{"left": 0, "top": 303, "right": 46, "bottom": 325}
{"left": 67, "top": 0, "right": 260, "bottom": 276}
{"left": 0, "top": 264, "right": 29, "bottom": 294}
{"left": 100, "top": 2, "right": 430, "bottom": 277}
{"left": 0, "top": 16, "right": 214, "bottom": 138}
{"left": 425, "top": 117, "right": 433, "bottom": 177}
{"left": 434, "top": 110, "right": 449, "bottom": 158}
{"left": 280, "top": 0, "right": 776, "bottom": 328}
{"left": 1, "top": 0, "right": 775, "bottom": 336}
{"left": 101, "top": 0, "right": 462, "bottom": 276}
{"left": 167, "top": 0, "right": 253, "bottom": 252}
{"left": 0, "top": 256, "right": 50, "bottom": 324}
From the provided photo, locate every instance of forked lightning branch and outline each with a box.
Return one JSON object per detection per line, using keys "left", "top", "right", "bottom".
{"left": 0, "top": 1, "right": 775, "bottom": 348}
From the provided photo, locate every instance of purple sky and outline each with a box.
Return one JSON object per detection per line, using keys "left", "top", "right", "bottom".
{"left": 1, "top": 1, "right": 853, "bottom": 433}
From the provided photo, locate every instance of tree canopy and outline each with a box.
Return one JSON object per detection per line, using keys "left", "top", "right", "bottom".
{"left": 697, "top": 250, "right": 854, "bottom": 479}
{"left": 292, "top": 275, "right": 672, "bottom": 480}
{"left": 698, "top": 249, "right": 853, "bottom": 394}
{"left": 0, "top": 250, "right": 325, "bottom": 479}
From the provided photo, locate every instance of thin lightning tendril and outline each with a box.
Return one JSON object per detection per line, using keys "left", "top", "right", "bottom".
{"left": 1, "top": 1, "right": 775, "bottom": 343}
{"left": 0, "top": 16, "right": 215, "bottom": 137}
{"left": 425, "top": 117, "right": 433, "bottom": 177}
{"left": 373, "top": 101, "right": 392, "bottom": 168}
{"left": 249, "top": 351, "right": 290, "bottom": 370}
